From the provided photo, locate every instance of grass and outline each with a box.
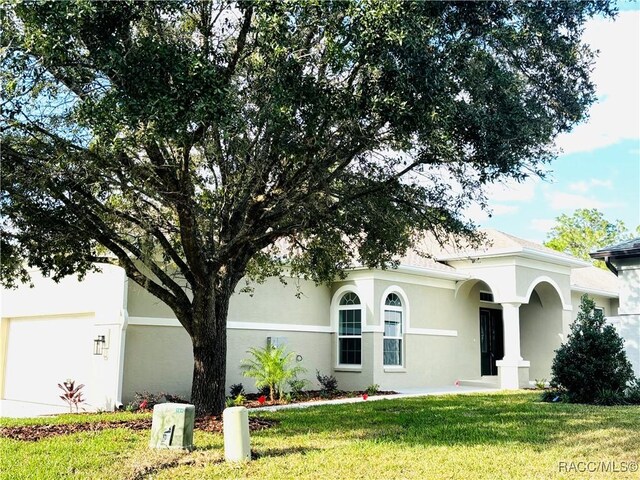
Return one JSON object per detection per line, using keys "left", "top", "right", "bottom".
{"left": 1, "top": 391, "right": 639, "bottom": 479}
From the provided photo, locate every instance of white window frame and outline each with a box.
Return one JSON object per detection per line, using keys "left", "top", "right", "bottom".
{"left": 336, "top": 290, "right": 363, "bottom": 367}
{"left": 383, "top": 294, "right": 404, "bottom": 367}
{"left": 379, "top": 286, "right": 409, "bottom": 369}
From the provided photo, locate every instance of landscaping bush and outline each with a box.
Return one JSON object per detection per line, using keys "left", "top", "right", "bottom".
{"left": 316, "top": 370, "right": 338, "bottom": 396}
{"left": 288, "top": 377, "right": 308, "bottom": 399}
{"left": 624, "top": 378, "right": 640, "bottom": 404}
{"left": 229, "top": 383, "right": 245, "bottom": 397}
{"left": 241, "top": 345, "right": 306, "bottom": 402}
{"left": 547, "top": 294, "right": 634, "bottom": 405}
{"left": 366, "top": 384, "right": 380, "bottom": 395}
{"left": 127, "top": 391, "right": 188, "bottom": 412}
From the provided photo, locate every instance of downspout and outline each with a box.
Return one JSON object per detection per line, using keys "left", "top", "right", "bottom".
{"left": 604, "top": 256, "right": 618, "bottom": 277}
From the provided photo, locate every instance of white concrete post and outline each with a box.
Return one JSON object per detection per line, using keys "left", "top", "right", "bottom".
{"left": 223, "top": 406, "right": 251, "bottom": 462}
{"left": 502, "top": 303, "right": 522, "bottom": 362}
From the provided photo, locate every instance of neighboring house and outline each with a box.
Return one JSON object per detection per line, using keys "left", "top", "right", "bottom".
{"left": 0, "top": 229, "right": 621, "bottom": 413}
{"left": 591, "top": 238, "right": 640, "bottom": 376}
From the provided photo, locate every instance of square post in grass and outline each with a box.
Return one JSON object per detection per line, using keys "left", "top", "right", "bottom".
{"left": 149, "top": 403, "right": 195, "bottom": 451}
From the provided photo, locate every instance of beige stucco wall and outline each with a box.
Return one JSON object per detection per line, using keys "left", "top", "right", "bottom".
{"left": 570, "top": 292, "right": 617, "bottom": 321}
{"left": 122, "top": 324, "right": 193, "bottom": 401}
{"left": 229, "top": 277, "right": 331, "bottom": 327}
{"left": 121, "top": 325, "right": 331, "bottom": 402}
{"left": 128, "top": 276, "right": 331, "bottom": 327}
{"left": 123, "top": 276, "right": 333, "bottom": 401}
{"left": 520, "top": 286, "right": 563, "bottom": 381}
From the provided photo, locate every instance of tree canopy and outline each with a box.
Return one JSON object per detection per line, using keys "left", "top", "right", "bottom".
{"left": 544, "top": 208, "right": 637, "bottom": 269}
{"left": 1, "top": 0, "right": 616, "bottom": 413}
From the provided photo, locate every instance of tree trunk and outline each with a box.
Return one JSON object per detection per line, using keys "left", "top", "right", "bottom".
{"left": 189, "top": 284, "right": 232, "bottom": 416}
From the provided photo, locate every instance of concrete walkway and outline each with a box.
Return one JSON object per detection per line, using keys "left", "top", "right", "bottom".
{"left": 258, "top": 385, "right": 499, "bottom": 412}
{"left": 1, "top": 385, "right": 499, "bottom": 418}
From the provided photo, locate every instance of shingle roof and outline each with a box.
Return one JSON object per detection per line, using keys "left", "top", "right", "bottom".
{"left": 570, "top": 265, "right": 619, "bottom": 296}
{"left": 590, "top": 237, "right": 640, "bottom": 259}
{"left": 422, "top": 228, "right": 587, "bottom": 267}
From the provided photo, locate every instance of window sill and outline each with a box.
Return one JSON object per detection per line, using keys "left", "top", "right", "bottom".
{"left": 383, "top": 367, "right": 406, "bottom": 373}
{"left": 335, "top": 366, "right": 362, "bottom": 372}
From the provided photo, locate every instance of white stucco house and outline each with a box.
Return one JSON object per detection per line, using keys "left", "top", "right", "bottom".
{"left": 0, "top": 229, "right": 627, "bottom": 414}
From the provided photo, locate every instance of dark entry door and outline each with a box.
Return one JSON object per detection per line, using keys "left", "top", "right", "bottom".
{"left": 480, "top": 309, "right": 504, "bottom": 376}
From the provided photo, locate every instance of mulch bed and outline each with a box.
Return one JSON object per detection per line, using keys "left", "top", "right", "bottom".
{"left": 1, "top": 389, "right": 396, "bottom": 442}
{"left": 0, "top": 416, "right": 276, "bottom": 442}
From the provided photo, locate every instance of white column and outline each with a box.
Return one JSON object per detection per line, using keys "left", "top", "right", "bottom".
{"left": 502, "top": 303, "right": 522, "bottom": 362}
{"left": 496, "top": 302, "right": 529, "bottom": 389}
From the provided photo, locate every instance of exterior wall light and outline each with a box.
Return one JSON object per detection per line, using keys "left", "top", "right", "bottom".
{"left": 93, "top": 335, "right": 106, "bottom": 355}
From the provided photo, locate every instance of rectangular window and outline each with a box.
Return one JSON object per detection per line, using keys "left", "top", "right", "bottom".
{"left": 383, "top": 310, "right": 402, "bottom": 366}
{"left": 338, "top": 309, "right": 361, "bottom": 365}
{"left": 480, "top": 291, "right": 494, "bottom": 302}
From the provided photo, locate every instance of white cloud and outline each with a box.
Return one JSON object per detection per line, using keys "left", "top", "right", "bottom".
{"left": 492, "top": 204, "right": 519, "bottom": 215}
{"left": 555, "top": 11, "right": 640, "bottom": 155}
{"left": 530, "top": 218, "right": 557, "bottom": 233}
{"left": 568, "top": 178, "right": 613, "bottom": 193}
{"left": 546, "top": 191, "right": 622, "bottom": 210}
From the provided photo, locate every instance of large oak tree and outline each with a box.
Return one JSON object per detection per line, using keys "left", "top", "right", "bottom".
{"left": 1, "top": 0, "right": 615, "bottom": 414}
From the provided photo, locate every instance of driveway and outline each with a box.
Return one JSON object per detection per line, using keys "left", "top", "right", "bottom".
{"left": 0, "top": 400, "right": 71, "bottom": 418}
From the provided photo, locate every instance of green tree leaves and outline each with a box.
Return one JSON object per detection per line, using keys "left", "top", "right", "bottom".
{"left": 1, "top": 1, "right": 616, "bottom": 413}
{"left": 544, "top": 209, "right": 636, "bottom": 268}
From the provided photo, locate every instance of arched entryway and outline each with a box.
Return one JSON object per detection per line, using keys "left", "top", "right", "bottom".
{"left": 520, "top": 281, "right": 564, "bottom": 382}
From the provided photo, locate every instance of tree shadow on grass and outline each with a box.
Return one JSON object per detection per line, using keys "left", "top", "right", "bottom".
{"left": 252, "top": 446, "right": 321, "bottom": 459}
{"left": 252, "top": 392, "right": 640, "bottom": 449}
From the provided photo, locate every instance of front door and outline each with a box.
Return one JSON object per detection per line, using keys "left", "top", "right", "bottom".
{"left": 480, "top": 308, "right": 504, "bottom": 376}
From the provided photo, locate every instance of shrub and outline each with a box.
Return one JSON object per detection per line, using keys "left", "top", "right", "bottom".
{"left": 241, "top": 345, "right": 306, "bottom": 402}
{"left": 366, "top": 384, "right": 380, "bottom": 395}
{"left": 127, "top": 391, "right": 188, "bottom": 412}
{"left": 288, "top": 377, "right": 308, "bottom": 399}
{"left": 229, "top": 383, "right": 245, "bottom": 397}
{"left": 58, "top": 379, "right": 85, "bottom": 413}
{"left": 534, "top": 378, "right": 547, "bottom": 390}
{"left": 594, "top": 388, "right": 626, "bottom": 406}
{"left": 624, "top": 378, "right": 640, "bottom": 404}
{"left": 549, "top": 294, "right": 634, "bottom": 404}
{"left": 316, "top": 370, "right": 338, "bottom": 396}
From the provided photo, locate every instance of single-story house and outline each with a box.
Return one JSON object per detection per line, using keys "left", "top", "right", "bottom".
{"left": 0, "top": 229, "right": 628, "bottom": 413}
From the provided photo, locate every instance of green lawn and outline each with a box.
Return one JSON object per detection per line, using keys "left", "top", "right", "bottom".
{"left": 2, "top": 392, "right": 639, "bottom": 479}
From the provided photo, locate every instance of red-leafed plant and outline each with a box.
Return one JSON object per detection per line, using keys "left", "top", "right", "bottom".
{"left": 58, "top": 379, "right": 85, "bottom": 413}
{"left": 258, "top": 395, "right": 266, "bottom": 405}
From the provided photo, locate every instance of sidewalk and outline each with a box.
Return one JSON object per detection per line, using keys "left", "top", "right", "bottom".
{"left": 258, "top": 385, "right": 499, "bottom": 412}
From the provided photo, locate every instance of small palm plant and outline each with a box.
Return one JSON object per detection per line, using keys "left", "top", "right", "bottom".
{"left": 241, "top": 345, "right": 306, "bottom": 402}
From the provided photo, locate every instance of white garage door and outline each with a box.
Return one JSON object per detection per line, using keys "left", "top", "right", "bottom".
{"left": 4, "top": 315, "right": 93, "bottom": 405}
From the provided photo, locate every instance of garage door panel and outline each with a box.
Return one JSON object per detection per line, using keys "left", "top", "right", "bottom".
{"left": 4, "top": 316, "right": 93, "bottom": 405}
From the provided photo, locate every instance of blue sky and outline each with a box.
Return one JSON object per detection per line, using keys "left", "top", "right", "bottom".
{"left": 469, "top": 4, "right": 640, "bottom": 243}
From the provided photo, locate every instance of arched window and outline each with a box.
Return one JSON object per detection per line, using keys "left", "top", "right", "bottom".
{"left": 383, "top": 293, "right": 403, "bottom": 366}
{"left": 338, "top": 292, "right": 362, "bottom": 365}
